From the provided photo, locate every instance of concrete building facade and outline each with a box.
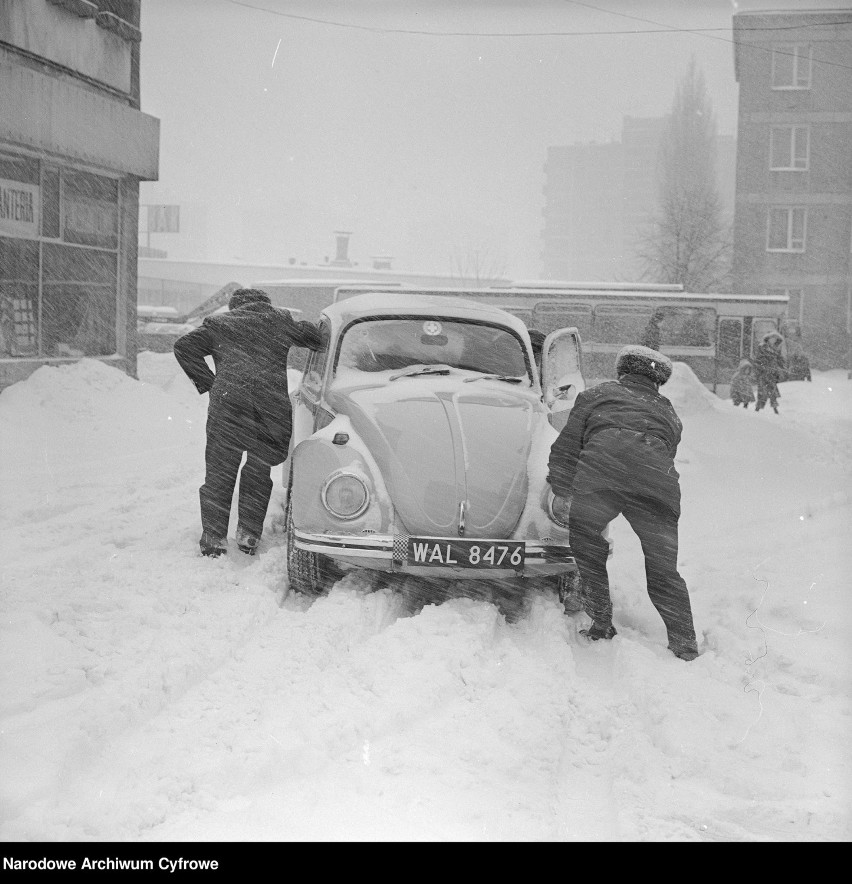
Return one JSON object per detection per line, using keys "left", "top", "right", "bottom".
{"left": 0, "top": 0, "right": 159, "bottom": 388}
{"left": 731, "top": 8, "right": 852, "bottom": 369}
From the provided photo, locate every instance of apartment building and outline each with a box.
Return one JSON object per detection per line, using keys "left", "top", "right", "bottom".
{"left": 0, "top": 0, "right": 160, "bottom": 388}
{"left": 542, "top": 116, "right": 736, "bottom": 283}
{"left": 731, "top": 8, "right": 852, "bottom": 369}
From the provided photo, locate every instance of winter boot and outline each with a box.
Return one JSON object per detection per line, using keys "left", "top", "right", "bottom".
{"left": 668, "top": 640, "right": 699, "bottom": 661}
{"left": 200, "top": 531, "right": 227, "bottom": 558}
{"left": 579, "top": 621, "right": 617, "bottom": 642}
{"left": 235, "top": 524, "right": 260, "bottom": 556}
{"left": 772, "top": 405, "right": 779, "bottom": 414}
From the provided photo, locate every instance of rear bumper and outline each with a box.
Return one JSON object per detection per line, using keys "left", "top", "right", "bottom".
{"left": 294, "top": 529, "right": 576, "bottom": 578}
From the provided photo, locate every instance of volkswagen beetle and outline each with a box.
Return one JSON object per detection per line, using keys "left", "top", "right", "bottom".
{"left": 285, "top": 291, "right": 585, "bottom": 605}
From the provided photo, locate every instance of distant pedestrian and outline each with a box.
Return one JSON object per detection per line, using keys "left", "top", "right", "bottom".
{"left": 640, "top": 310, "right": 665, "bottom": 351}
{"left": 729, "top": 359, "right": 756, "bottom": 408}
{"left": 174, "top": 288, "right": 322, "bottom": 557}
{"left": 547, "top": 345, "right": 699, "bottom": 661}
{"left": 786, "top": 337, "right": 812, "bottom": 382}
{"left": 753, "top": 330, "right": 786, "bottom": 414}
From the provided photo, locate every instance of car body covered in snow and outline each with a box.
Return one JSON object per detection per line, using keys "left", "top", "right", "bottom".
{"left": 286, "top": 291, "right": 585, "bottom": 598}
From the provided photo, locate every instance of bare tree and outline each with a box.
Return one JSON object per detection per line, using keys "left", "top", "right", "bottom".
{"left": 449, "top": 239, "right": 509, "bottom": 284}
{"left": 637, "top": 58, "right": 732, "bottom": 292}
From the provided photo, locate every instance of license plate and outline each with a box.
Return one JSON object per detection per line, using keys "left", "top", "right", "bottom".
{"left": 407, "top": 538, "right": 524, "bottom": 569}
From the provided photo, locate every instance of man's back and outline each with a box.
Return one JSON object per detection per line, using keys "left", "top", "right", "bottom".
{"left": 174, "top": 302, "right": 320, "bottom": 400}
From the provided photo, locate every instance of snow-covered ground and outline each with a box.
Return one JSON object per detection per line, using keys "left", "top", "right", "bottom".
{"left": 0, "top": 354, "right": 849, "bottom": 842}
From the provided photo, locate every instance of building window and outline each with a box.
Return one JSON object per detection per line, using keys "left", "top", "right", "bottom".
{"left": 0, "top": 151, "right": 120, "bottom": 361}
{"left": 62, "top": 170, "right": 119, "bottom": 249}
{"left": 770, "top": 126, "right": 809, "bottom": 170}
{"left": 767, "top": 207, "right": 807, "bottom": 252}
{"left": 0, "top": 238, "right": 39, "bottom": 357}
{"left": 41, "top": 244, "right": 117, "bottom": 358}
{"left": 772, "top": 44, "right": 812, "bottom": 89}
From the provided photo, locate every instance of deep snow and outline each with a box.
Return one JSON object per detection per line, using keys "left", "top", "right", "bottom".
{"left": 0, "top": 354, "right": 849, "bottom": 842}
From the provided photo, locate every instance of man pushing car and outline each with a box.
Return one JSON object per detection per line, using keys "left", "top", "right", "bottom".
{"left": 547, "top": 345, "right": 699, "bottom": 661}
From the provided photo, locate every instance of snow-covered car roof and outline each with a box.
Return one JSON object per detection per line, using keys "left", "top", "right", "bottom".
{"left": 321, "top": 291, "right": 531, "bottom": 336}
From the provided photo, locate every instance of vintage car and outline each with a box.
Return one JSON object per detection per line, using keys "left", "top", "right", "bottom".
{"left": 285, "top": 291, "right": 585, "bottom": 606}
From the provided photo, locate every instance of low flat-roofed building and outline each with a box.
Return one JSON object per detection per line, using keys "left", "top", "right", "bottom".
{"left": 0, "top": 0, "right": 160, "bottom": 388}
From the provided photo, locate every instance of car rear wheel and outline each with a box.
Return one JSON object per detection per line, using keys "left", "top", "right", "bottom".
{"left": 285, "top": 471, "right": 337, "bottom": 598}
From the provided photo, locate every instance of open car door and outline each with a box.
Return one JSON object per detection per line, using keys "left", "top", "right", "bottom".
{"left": 541, "top": 327, "right": 585, "bottom": 433}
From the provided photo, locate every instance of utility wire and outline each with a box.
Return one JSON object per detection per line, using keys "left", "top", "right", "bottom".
{"left": 224, "top": 0, "right": 852, "bottom": 72}
{"left": 227, "top": 1, "right": 851, "bottom": 37}
{"left": 560, "top": 0, "right": 852, "bottom": 71}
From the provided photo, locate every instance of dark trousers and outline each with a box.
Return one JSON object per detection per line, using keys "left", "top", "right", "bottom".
{"left": 568, "top": 490, "right": 697, "bottom": 651}
{"left": 755, "top": 378, "right": 779, "bottom": 410}
{"left": 199, "top": 411, "right": 282, "bottom": 539}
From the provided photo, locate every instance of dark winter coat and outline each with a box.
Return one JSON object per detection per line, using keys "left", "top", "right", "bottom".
{"left": 548, "top": 372, "right": 684, "bottom": 516}
{"left": 173, "top": 301, "right": 321, "bottom": 463}
{"left": 753, "top": 340, "right": 786, "bottom": 387}
{"left": 729, "top": 360, "right": 756, "bottom": 404}
{"left": 786, "top": 340, "right": 812, "bottom": 381}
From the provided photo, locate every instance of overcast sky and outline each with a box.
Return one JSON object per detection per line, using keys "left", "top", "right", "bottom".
{"left": 138, "top": 0, "right": 840, "bottom": 277}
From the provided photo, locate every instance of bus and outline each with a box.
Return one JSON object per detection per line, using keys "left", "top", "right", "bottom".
{"left": 333, "top": 284, "right": 789, "bottom": 391}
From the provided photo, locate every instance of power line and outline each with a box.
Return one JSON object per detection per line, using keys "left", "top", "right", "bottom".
{"left": 560, "top": 0, "right": 852, "bottom": 72}
{"left": 224, "top": 0, "right": 852, "bottom": 72}
{"left": 226, "top": 1, "right": 851, "bottom": 39}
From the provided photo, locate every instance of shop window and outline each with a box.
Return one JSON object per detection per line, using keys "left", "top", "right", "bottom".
{"left": 62, "top": 170, "right": 119, "bottom": 250}
{"left": 41, "top": 243, "right": 117, "bottom": 357}
{"left": 0, "top": 238, "right": 39, "bottom": 358}
{"left": 0, "top": 154, "right": 39, "bottom": 185}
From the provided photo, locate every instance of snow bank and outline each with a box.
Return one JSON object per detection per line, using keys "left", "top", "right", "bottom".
{"left": 663, "top": 361, "right": 726, "bottom": 414}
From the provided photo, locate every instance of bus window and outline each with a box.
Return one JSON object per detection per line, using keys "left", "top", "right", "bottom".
{"left": 717, "top": 317, "right": 743, "bottom": 369}
{"left": 592, "top": 305, "right": 651, "bottom": 344}
{"left": 659, "top": 307, "right": 715, "bottom": 347}
{"left": 532, "top": 302, "right": 592, "bottom": 338}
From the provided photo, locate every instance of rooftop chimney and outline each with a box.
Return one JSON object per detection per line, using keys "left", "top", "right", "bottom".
{"left": 372, "top": 256, "right": 393, "bottom": 270}
{"left": 331, "top": 230, "right": 353, "bottom": 267}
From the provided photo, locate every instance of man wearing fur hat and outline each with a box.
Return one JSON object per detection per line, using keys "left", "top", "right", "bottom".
{"left": 547, "top": 345, "right": 699, "bottom": 661}
{"left": 174, "top": 288, "right": 322, "bottom": 557}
